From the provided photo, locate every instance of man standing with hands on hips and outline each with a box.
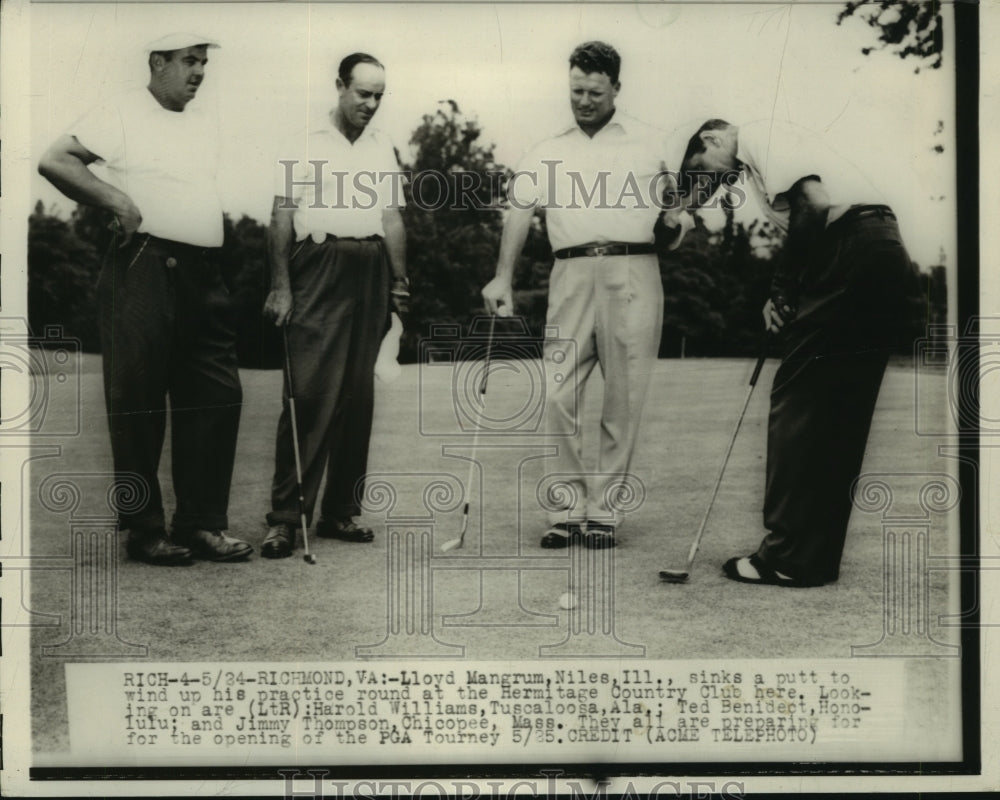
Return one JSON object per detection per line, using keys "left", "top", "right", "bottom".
{"left": 482, "top": 41, "right": 687, "bottom": 549}
{"left": 38, "top": 34, "right": 252, "bottom": 566}
{"left": 261, "top": 52, "right": 408, "bottom": 558}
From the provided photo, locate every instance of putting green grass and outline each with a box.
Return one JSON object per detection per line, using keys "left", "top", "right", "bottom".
{"left": 28, "top": 353, "right": 957, "bottom": 754}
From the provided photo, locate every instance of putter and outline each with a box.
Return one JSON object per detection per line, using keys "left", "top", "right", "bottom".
{"left": 659, "top": 345, "right": 768, "bottom": 583}
{"left": 282, "top": 327, "right": 317, "bottom": 565}
{"left": 441, "top": 313, "right": 498, "bottom": 552}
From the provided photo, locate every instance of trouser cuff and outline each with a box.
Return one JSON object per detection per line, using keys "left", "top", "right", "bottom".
{"left": 172, "top": 512, "right": 229, "bottom": 533}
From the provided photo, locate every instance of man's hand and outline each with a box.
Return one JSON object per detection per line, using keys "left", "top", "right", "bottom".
{"left": 263, "top": 288, "right": 294, "bottom": 327}
{"left": 110, "top": 199, "right": 143, "bottom": 247}
{"left": 481, "top": 276, "right": 513, "bottom": 317}
{"left": 762, "top": 293, "right": 797, "bottom": 333}
{"left": 390, "top": 276, "right": 411, "bottom": 317}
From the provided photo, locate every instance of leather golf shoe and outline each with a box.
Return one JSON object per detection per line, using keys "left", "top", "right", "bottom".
{"left": 261, "top": 523, "right": 296, "bottom": 559}
{"left": 126, "top": 530, "right": 193, "bottom": 566}
{"left": 175, "top": 529, "right": 253, "bottom": 562}
{"left": 540, "top": 522, "right": 583, "bottom": 548}
{"left": 316, "top": 517, "right": 374, "bottom": 543}
{"left": 584, "top": 523, "right": 617, "bottom": 549}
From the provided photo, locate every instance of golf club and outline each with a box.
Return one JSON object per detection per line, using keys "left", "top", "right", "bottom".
{"left": 441, "top": 312, "right": 499, "bottom": 552}
{"left": 282, "top": 327, "right": 317, "bottom": 565}
{"left": 659, "top": 343, "right": 768, "bottom": 583}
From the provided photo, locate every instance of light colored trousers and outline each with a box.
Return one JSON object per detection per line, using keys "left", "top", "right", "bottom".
{"left": 543, "top": 253, "right": 663, "bottom": 527}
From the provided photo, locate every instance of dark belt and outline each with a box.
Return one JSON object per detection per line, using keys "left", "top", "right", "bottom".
{"left": 311, "top": 233, "right": 384, "bottom": 244}
{"left": 553, "top": 242, "right": 656, "bottom": 260}
{"left": 836, "top": 205, "right": 896, "bottom": 225}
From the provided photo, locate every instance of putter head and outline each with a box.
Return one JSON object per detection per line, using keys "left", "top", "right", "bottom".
{"left": 658, "top": 569, "right": 689, "bottom": 584}
{"left": 304, "top": 554, "right": 317, "bottom": 565}
{"left": 440, "top": 538, "right": 463, "bottom": 553}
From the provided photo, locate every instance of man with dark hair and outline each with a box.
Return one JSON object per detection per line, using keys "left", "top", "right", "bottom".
{"left": 261, "top": 52, "right": 408, "bottom": 558}
{"left": 37, "top": 33, "right": 252, "bottom": 566}
{"left": 678, "top": 119, "right": 918, "bottom": 586}
{"left": 482, "top": 41, "right": 685, "bottom": 549}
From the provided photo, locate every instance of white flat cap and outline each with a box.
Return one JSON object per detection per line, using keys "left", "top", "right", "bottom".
{"left": 144, "top": 33, "right": 220, "bottom": 53}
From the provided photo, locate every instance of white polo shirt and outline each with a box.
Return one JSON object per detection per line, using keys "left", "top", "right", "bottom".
{"left": 733, "top": 120, "right": 885, "bottom": 233}
{"left": 509, "top": 111, "right": 671, "bottom": 252}
{"left": 70, "top": 89, "right": 224, "bottom": 247}
{"left": 274, "top": 120, "right": 403, "bottom": 242}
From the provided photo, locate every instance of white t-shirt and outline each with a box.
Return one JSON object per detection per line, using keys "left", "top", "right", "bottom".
{"left": 509, "top": 111, "right": 671, "bottom": 252}
{"left": 733, "top": 120, "right": 885, "bottom": 233}
{"left": 70, "top": 89, "right": 224, "bottom": 247}
{"left": 274, "top": 121, "right": 403, "bottom": 241}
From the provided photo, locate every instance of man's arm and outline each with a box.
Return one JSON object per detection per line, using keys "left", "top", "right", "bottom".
{"left": 37, "top": 134, "right": 142, "bottom": 239}
{"left": 763, "top": 177, "right": 830, "bottom": 332}
{"left": 659, "top": 172, "right": 695, "bottom": 250}
{"left": 481, "top": 202, "right": 535, "bottom": 316}
{"left": 263, "top": 196, "right": 296, "bottom": 327}
{"left": 382, "top": 207, "right": 409, "bottom": 316}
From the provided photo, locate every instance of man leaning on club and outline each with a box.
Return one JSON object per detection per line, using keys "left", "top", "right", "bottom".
{"left": 677, "top": 119, "right": 918, "bottom": 587}
{"left": 37, "top": 34, "right": 252, "bottom": 566}
{"left": 481, "top": 41, "right": 689, "bottom": 550}
{"left": 260, "top": 52, "right": 408, "bottom": 558}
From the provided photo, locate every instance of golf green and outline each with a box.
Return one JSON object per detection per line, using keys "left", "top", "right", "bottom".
{"left": 27, "top": 353, "right": 956, "bottom": 754}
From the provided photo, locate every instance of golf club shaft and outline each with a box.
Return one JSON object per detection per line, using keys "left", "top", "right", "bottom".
{"left": 282, "top": 327, "right": 313, "bottom": 559}
{"left": 684, "top": 347, "right": 767, "bottom": 566}
{"left": 446, "top": 314, "right": 497, "bottom": 550}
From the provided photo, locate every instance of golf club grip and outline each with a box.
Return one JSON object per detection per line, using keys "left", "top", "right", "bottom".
{"left": 748, "top": 332, "right": 772, "bottom": 387}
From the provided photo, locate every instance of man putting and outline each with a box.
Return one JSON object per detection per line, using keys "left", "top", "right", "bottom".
{"left": 38, "top": 34, "right": 252, "bottom": 566}
{"left": 679, "top": 119, "right": 917, "bottom": 586}
{"left": 482, "top": 41, "right": 685, "bottom": 549}
{"left": 261, "top": 52, "right": 408, "bottom": 558}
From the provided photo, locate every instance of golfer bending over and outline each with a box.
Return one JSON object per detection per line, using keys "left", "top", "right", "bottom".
{"left": 482, "top": 41, "right": 687, "bottom": 549}
{"left": 261, "top": 52, "right": 408, "bottom": 558}
{"left": 679, "top": 119, "right": 918, "bottom": 586}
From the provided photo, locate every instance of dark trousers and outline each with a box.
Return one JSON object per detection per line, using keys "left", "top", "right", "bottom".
{"left": 758, "top": 208, "right": 915, "bottom": 584}
{"left": 97, "top": 234, "right": 243, "bottom": 533}
{"left": 267, "top": 237, "right": 390, "bottom": 527}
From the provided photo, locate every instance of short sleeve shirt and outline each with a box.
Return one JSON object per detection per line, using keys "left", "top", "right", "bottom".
{"left": 274, "top": 120, "right": 404, "bottom": 241}
{"left": 509, "top": 111, "right": 670, "bottom": 252}
{"left": 734, "top": 120, "right": 885, "bottom": 234}
{"left": 70, "top": 89, "right": 224, "bottom": 247}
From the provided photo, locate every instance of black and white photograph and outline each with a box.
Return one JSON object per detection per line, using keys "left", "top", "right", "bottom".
{"left": 1, "top": 0, "right": 994, "bottom": 795}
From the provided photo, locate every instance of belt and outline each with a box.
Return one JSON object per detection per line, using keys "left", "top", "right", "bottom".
{"left": 837, "top": 205, "right": 896, "bottom": 225}
{"left": 307, "top": 233, "right": 383, "bottom": 244}
{"left": 553, "top": 242, "right": 656, "bottom": 260}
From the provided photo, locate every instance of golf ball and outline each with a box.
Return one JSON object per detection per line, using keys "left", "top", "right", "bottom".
{"left": 558, "top": 592, "right": 577, "bottom": 610}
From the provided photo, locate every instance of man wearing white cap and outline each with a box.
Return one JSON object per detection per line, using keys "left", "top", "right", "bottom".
{"left": 38, "top": 34, "right": 253, "bottom": 566}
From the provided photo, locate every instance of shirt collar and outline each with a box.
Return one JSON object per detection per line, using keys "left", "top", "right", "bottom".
{"left": 310, "top": 114, "right": 381, "bottom": 143}
{"left": 555, "top": 108, "right": 631, "bottom": 138}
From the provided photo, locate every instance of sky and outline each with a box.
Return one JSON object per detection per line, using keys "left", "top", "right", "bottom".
{"left": 25, "top": 1, "right": 956, "bottom": 268}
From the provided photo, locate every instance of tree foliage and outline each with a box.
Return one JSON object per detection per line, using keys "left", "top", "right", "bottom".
{"left": 837, "top": 0, "right": 943, "bottom": 72}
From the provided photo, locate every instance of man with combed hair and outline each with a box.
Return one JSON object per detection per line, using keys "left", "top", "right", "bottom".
{"left": 261, "top": 52, "right": 409, "bottom": 558}
{"left": 679, "top": 118, "right": 918, "bottom": 586}
{"left": 482, "top": 41, "right": 686, "bottom": 549}
{"left": 38, "top": 33, "right": 252, "bottom": 566}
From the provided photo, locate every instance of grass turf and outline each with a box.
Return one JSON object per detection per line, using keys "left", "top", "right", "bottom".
{"left": 28, "top": 353, "right": 957, "bottom": 753}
